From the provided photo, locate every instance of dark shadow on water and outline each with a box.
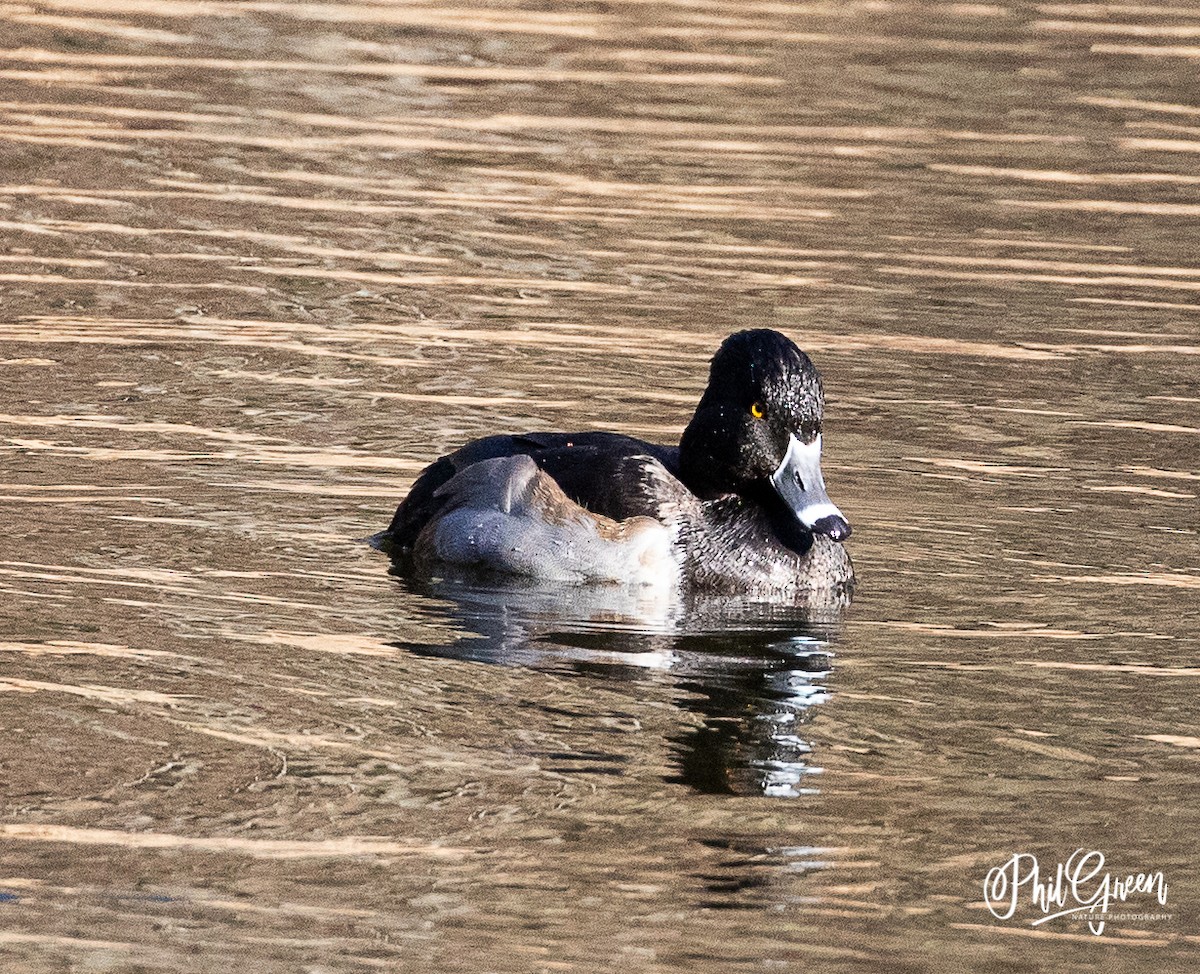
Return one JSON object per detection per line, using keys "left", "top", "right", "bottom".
{"left": 387, "top": 567, "right": 850, "bottom": 799}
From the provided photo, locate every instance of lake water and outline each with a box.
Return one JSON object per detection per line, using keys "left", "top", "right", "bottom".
{"left": 1, "top": 1, "right": 1198, "bottom": 970}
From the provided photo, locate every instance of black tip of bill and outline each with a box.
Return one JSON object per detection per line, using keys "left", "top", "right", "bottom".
{"left": 810, "top": 514, "right": 852, "bottom": 542}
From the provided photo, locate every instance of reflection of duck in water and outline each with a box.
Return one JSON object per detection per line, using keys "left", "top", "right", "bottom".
{"left": 378, "top": 330, "right": 853, "bottom": 598}
{"left": 393, "top": 573, "right": 844, "bottom": 798}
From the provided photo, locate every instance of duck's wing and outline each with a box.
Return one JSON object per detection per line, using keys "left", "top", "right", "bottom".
{"left": 384, "top": 432, "right": 687, "bottom": 554}
{"left": 411, "top": 455, "right": 681, "bottom": 584}
{"left": 533, "top": 446, "right": 694, "bottom": 523}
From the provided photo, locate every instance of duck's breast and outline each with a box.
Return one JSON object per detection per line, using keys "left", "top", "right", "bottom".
{"left": 680, "top": 499, "right": 855, "bottom": 595}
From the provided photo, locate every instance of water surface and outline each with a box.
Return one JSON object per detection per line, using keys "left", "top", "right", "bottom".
{"left": 1, "top": 1, "right": 1198, "bottom": 970}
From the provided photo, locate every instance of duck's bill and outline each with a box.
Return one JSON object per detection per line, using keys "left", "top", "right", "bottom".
{"left": 770, "top": 434, "right": 852, "bottom": 542}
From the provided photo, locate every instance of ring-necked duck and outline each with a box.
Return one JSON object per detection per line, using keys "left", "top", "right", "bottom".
{"left": 381, "top": 329, "right": 853, "bottom": 595}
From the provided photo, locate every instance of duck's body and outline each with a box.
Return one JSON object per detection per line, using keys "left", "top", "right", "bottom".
{"left": 383, "top": 330, "right": 854, "bottom": 596}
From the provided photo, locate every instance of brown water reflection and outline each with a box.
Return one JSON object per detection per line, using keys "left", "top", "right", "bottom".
{"left": 2, "top": 0, "right": 1199, "bottom": 970}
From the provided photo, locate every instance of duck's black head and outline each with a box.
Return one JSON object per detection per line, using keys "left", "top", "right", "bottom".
{"left": 679, "top": 329, "right": 851, "bottom": 543}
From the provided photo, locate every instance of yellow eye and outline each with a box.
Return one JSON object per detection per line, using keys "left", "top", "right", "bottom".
{"left": 750, "top": 401, "right": 765, "bottom": 419}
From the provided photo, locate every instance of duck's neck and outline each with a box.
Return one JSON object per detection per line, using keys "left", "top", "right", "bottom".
{"left": 694, "top": 490, "right": 815, "bottom": 559}
{"left": 677, "top": 455, "right": 724, "bottom": 500}
{"left": 677, "top": 409, "right": 736, "bottom": 500}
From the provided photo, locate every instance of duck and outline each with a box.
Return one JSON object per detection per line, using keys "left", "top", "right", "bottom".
{"left": 380, "top": 329, "right": 854, "bottom": 596}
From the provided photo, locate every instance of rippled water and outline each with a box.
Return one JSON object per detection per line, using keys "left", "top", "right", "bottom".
{"left": 2, "top": 1, "right": 1199, "bottom": 970}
